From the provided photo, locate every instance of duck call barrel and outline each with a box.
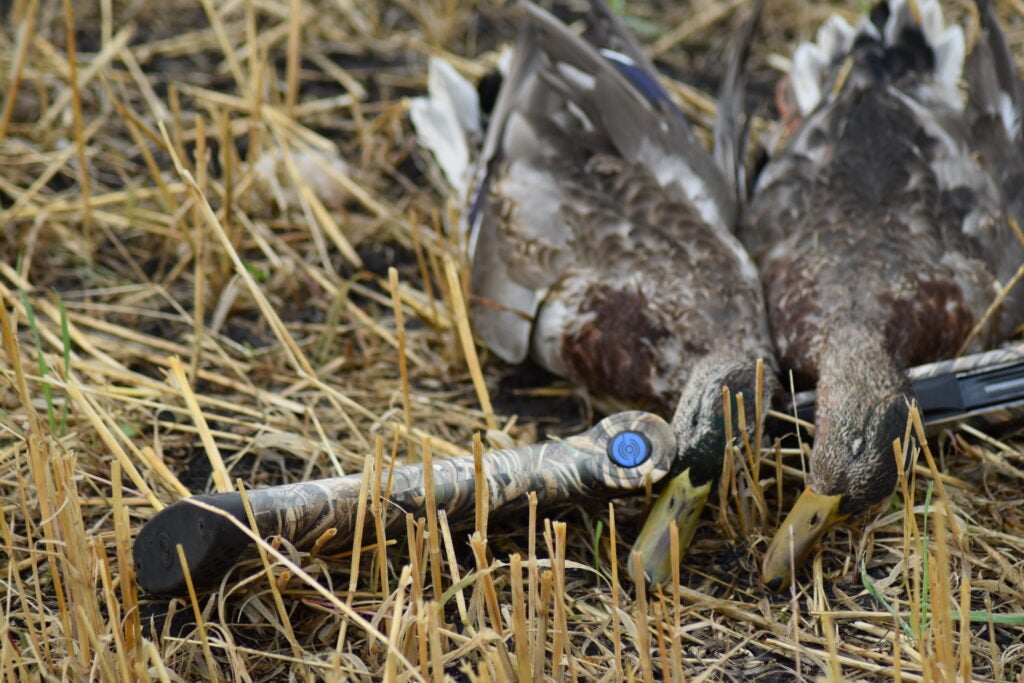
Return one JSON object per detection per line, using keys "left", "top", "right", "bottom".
{"left": 134, "top": 410, "right": 676, "bottom": 595}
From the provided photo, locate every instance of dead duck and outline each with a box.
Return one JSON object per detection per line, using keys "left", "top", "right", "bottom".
{"left": 745, "top": 0, "right": 1024, "bottom": 590}
{"left": 414, "top": 0, "right": 776, "bottom": 585}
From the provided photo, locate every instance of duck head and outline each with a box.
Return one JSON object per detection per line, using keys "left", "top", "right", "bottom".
{"left": 762, "top": 336, "right": 913, "bottom": 591}
{"left": 630, "top": 352, "right": 773, "bottom": 586}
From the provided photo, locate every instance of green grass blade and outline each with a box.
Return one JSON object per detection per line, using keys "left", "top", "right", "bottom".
{"left": 17, "top": 279, "right": 58, "bottom": 434}
{"left": 861, "top": 560, "right": 916, "bottom": 641}
{"left": 592, "top": 518, "right": 604, "bottom": 579}
{"left": 57, "top": 293, "right": 71, "bottom": 435}
{"left": 951, "top": 611, "right": 1024, "bottom": 625}
{"left": 919, "top": 482, "right": 934, "bottom": 633}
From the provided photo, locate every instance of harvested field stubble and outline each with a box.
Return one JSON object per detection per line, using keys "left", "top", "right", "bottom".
{"left": 2, "top": 0, "right": 1024, "bottom": 680}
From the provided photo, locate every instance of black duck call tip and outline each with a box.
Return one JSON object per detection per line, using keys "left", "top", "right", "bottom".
{"left": 133, "top": 493, "right": 252, "bottom": 596}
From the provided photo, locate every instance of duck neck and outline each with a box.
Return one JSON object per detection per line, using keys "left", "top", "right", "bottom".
{"left": 670, "top": 347, "right": 777, "bottom": 487}
{"left": 809, "top": 325, "right": 914, "bottom": 512}
{"left": 814, "top": 326, "right": 907, "bottom": 407}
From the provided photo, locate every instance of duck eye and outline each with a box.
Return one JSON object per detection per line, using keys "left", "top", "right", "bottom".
{"left": 608, "top": 431, "right": 652, "bottom": 467}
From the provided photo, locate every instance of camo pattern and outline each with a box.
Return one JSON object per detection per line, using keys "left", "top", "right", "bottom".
{"left": 242, "top": 411, "right": 675, "bottom": 553}
{"left": 905, "top": 341, "right": 1024, "bottom": 382}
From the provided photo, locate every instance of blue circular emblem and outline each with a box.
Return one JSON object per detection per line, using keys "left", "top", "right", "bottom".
{"left": 607, "top": 431, "right": 651, "bottom": 468}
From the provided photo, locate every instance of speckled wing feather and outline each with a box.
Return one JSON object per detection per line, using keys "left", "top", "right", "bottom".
{"left": 713, "top": 0, "right": 765, "bottom": 208}
{"left": 466, "top": 0, "right": 771, "bottom": 409}
{"left": 524, "top": 2, "right": 733, "bottom": 223}
{"left": 466, "top": 0, "right": 738, "bottom": 364}
{"left": 967, "top": 0, "right": 1024, "bottom": 234}
{"left": 464, "top": 25, "right": 552, "bottom": 364}
{"left": 133, "top": 411, "right": 674, "bottom": 595}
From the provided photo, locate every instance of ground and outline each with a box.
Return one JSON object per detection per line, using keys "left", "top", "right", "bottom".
{"left": 2, "top": 0, "right": 1024, "bottom": 680}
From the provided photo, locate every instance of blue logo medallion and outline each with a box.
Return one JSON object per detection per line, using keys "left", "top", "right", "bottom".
{"left": 607, "top": 431, "right": 651, "bottom": 467}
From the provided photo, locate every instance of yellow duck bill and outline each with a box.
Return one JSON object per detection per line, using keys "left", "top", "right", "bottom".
{"left": 628, "top": 467, "right": 712, "bottom": 587}
{"left": 761, "top": 488, "right": 848, "bottom": 592}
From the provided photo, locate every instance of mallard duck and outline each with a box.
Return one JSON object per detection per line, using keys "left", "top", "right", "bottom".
{"left": 413, "top": 0, "right": 776, "bottom": 585}
{"left": 747, "top": 0, "right": 1024, "bottom": 591}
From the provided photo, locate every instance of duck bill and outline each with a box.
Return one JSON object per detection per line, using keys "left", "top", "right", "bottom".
{"left": 761, "top": 488, "right": 848, "bottom": 592}
{"left": 628, "top": 468, "right": 712, "bottom": 587}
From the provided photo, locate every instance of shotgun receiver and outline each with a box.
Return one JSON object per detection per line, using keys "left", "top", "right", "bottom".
{"left": 793, "top": 342, "right": 1024, "bottom": 432}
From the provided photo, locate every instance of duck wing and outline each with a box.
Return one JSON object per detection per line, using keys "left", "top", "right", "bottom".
{"left": 713, "top": 0, "right": 765, "bottom": 210}
{"left": 466, "top": 0, "right": 739, "bottom": 365}
{"left": 968, "top": 0, "right": 1024, "bottom": 241}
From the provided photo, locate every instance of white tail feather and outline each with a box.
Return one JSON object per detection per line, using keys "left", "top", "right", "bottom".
{"left": 789, "top": 0, "right": 964, "bottom": 116}
{"left": 409, "top": 58, "right": 482, "bottom": 199}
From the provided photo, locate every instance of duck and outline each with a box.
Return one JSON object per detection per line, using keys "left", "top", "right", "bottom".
{"left": 745, "top": 0, "right": 1024, "bottom": 591}
{"left": 412, "top": 0, "right": 776, "bottom": 585}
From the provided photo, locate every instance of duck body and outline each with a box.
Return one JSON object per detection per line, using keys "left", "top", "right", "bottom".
{"left": 750, "top": 77, "right": 1016, "bottom": 381}
{"left": 466, "top": 1, "right": 775, "bottom": 417}
{"left": 413, "top": 0, "right": 775, "bottom": 585}
{"left": 751, "top": 0, "right": 1024, "bottom": 590}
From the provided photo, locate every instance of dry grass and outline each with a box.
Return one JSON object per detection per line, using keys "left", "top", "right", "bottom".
{"left": 3, "top": 0, "right": 1024, "bottom": 680}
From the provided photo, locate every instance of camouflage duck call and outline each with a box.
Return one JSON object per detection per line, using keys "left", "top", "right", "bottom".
{"left": 134, "top": 411, "right": 676, "bottom": 595}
